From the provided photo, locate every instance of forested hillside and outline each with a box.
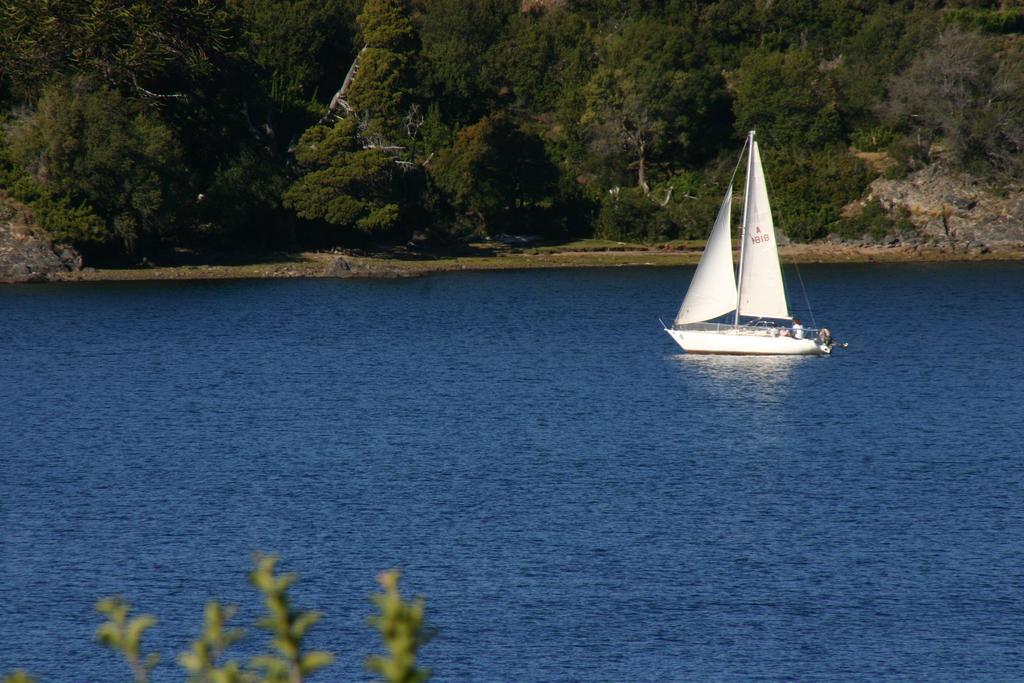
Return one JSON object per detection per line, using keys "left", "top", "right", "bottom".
{"left": 2, "top": 0, "right": 1022, "bottom": 263}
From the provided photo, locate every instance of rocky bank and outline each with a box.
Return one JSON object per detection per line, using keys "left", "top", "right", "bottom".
{"left": 0, "top": 193, "right": 82, "bottom": 283}
{"left": 868, "top": 164, "right": 1024, "bottom": 245}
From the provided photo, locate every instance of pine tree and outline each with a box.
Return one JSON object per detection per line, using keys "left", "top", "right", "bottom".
{"left": 347, "top": 0, "right": 417, "bottom": 125}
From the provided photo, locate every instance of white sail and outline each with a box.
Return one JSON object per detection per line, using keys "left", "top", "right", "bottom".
{"left": 737, "top": 141, "right": 789, "bottom": 320}
{"left": 675, "top": 187, "right": 736, "bottom": 325}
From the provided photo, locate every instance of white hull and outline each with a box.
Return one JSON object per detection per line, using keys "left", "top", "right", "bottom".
{"left": 667, "top": 328, "right": 828, "bottom": 356}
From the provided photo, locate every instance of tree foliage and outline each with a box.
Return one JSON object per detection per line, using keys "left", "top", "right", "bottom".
{"left": 581, "top": 17, "right": 728, "bottom": 193}
{"left": 3, "top": 0, "right": 1022, "bottom": 257}
{"left": 4, "top": 557, "right": 431, "bottom": 683}
{"left": 200, "top": 145, "right": 290, "bottom": 247}
{"left": 6, "top": 78, "right": 187, "bottom": 253}
{"left": 234, "top": 0, "right": 358, "bottom": 124}
{"left": 760, "top": 147, "right": 872, "bottom": 242}
{"left": 366, "top": 570, "right": 433, "bottom": 683}
{"left": 596, "top": 187, "right": 673, "bottom": 243}
{"left": 431, "top": 114, "right": 557, "bottom": 234}
{"left": 283, "top": 117, "right": 402, "bottom": 235}
{"left": 731, "top": 49, "right": 842, "bottom": 150}
{"left": 881, "top": 28, "right": 1024, "bottom": 175}
{"left": 418, "top": 0, "right": 519, "bottom": 124}
{"left": 0, "top": 0, "right": 235, "bottom": 103}
{"left": 348, "top": 0, "right": 418, "bottom": 122}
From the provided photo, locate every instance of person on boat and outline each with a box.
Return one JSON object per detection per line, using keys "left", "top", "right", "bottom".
{"left": 791, "top": 317, "right": 804, "bottom": 339}
{"left": 818, "top": 327, "right": 849, "bottom": 349}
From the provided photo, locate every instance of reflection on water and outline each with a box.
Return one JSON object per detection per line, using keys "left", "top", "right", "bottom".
{"left": 669, "top": 351, "right": 806, "bottom": 395}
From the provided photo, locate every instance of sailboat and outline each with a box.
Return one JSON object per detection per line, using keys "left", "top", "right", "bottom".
{"left": 665, "top": 130, "right": 834, "bottom": 356}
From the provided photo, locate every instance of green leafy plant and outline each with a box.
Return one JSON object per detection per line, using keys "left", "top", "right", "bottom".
{"left": 178, "top": 602, "right": 248, "bottom": 683}
{"left": 249, "top": 555, "right": 335, "bottom": 682}
{"left": 595, "top": 187, "right": 676, "bottom": 244}
{"left": 4, "top": 557, "right": 436, "bottom": 682}
{"left": 366, "top": 570, "right": 433, "bottom": 683}
{"left": 850, "top": 126, "right": 895, "bottom": 152}
{"left": 95, "top": 597, "right": 161, "bottom": 683}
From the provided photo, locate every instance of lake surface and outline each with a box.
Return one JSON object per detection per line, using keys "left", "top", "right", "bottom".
{"left": 2, "top": 263, "right": 1023, "bottom": 681}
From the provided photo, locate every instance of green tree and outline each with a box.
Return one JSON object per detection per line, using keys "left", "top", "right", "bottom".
{"left": 944, "top": 6, "right": 1024, "bottom": 34}
{"left": 580, "top": 18, "right": 729, "bottom": 194}
{"left": 753, "top": 0, "right": 872, "bottom": 54}
{"left": 347, "top": 0, "right": 417, "bottom": 126}
{"left": 582, "top": 65, "right": 662, "bottom": 194}
{"left": 232, "top": 0, "right": 359, "bottom": 149}
{"left": 731, "top": 48, "right": 843, "bottom": 150}
{"left": 418, "top": 0, "right": 519, "bottom": 124}
{"left": 199, "top": 144, "right": 290, "bottom": 248}
{"left": 235, "top": 0, "right": 357, "bottom": 113}
{"left": 880, "top": 29, "right": 1024, "bottom": 175}
{"left": 596, "top": 186, "right": 674, "bottom": 243}
{"left": 430, "top": 114, "right": 557, "bottom": 234}
{"left": 283, "top": 0, "right": 426, "bottom": 245}
{"left": 6, "top": 78, "right": 188, "bottom": 254}
{"left": 834, "top": 6, "right": 940, "bottom": 132}
{"left": 487, "top": 6, "right": 593, "bottom": 113}
{"left": 0, "top": 133, "right": 106, "bottom": 245}
{"left": 283, "top": 117, "right": 402, "bottom": 236}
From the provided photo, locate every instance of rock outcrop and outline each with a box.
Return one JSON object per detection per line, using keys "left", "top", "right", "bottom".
{"left": 323, "top": 255, "right": 410, "bottom": 279}
{"left": 0, "top": 193, "right": 82, "bottom": 283}
{"left": 869, "top": 165, "right": 1024, "bottom": 245}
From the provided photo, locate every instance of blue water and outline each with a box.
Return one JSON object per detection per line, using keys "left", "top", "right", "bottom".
{"left": 2, "top": 263, "right": 1023, "bottom": 681}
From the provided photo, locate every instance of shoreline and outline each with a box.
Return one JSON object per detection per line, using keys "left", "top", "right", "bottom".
{"left": 42, "top": 241, "right": 1024, "bottom": 283}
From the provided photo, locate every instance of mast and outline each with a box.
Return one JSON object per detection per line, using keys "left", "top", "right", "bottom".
{"left": 734, "top": 130, "right": 755, "bottom": 328}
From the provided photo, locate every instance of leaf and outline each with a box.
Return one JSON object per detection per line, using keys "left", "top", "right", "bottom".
{"left": 299, "top": 650, "right": 335, "bottom": 674}
{"left": 127, "top": 614, "right": 157, "bottom": 648}
{"left": 291, "top": 611, "right": 320, "bottom": 638}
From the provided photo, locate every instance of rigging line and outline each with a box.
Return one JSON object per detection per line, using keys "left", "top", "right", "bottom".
{"left": 792, "top": 259, "right": 817, "bottom": 330}
{"left": 764, "top": 166, "right": 817, "bottom": 329}
{"left": 727, "top": 134, "right": 749, "bottom": 190}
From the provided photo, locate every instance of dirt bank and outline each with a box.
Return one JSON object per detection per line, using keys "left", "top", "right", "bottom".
{"left": 41, "top": 239, "right": 1022, "bottom": 283}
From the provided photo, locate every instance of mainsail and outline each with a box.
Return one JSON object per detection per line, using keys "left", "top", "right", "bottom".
{"left": 737, "top": 141, "right": 789, "bottom": 320}
{"left": 674, "top": 187, "right": 736, "bottom": 325}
